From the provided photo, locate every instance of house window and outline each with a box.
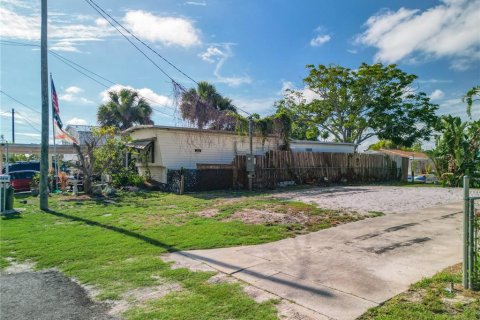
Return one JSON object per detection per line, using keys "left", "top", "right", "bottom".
{"left": 195, "top": 149, "right": 202, "bottom": 153}
{"left": 306, "top": 148, "right": 313, "bottom": 152}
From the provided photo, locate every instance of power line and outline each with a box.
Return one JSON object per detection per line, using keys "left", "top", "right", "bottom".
{"left": 0, "top": 110, "right": 41, "bottom": 134}
{"left": 0, "top": 89, "right": 42, "bottom": 115}
{"left": 82, "top": 0, "right": 252, "bottom": 116}
{"left": 86, "top": 0, "right": 199, "bottom": 86}
{"left": 83, "top": 0, "right": 178, "bottom": 84}
{"left": 0, "top": 40, "right": 176, "bottom": 118}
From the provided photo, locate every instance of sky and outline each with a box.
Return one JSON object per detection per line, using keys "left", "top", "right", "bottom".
{"left": 0, "top": 0, "right": 479, "bottom": 149}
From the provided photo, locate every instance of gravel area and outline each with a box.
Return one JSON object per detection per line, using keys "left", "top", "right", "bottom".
{"left": 273, "top": 186, "right": 473, "bottom": 214}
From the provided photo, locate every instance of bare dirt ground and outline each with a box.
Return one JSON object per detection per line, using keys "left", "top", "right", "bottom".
{"left": 272, "top": 185, "right": 472, "bottom": 214}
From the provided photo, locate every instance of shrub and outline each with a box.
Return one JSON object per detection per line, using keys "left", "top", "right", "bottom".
{"left": 112, "top": 171, "right": 145, "bottom": 188}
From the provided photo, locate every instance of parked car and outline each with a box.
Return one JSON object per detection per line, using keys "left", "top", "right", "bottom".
{"left": 9, "top": 170, "right": 39, "bottom": 192}
{"left": 2, "top": 161, "right": 40, "bottom": 174}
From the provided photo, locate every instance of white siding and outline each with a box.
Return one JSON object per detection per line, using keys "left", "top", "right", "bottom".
{"left": 290, "top": 142, "right": 355, "bottom": 153}
{"left": 130, "top": 128, "right": 280, "bottom": 182}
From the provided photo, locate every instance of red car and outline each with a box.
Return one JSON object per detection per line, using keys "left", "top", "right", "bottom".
{"left": 9, "top": 170, "right": 38, "bottom": 192}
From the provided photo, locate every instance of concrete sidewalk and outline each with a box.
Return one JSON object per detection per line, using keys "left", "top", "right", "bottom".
{"left": 164, "top": 202, "right": 463, "bottom": 320}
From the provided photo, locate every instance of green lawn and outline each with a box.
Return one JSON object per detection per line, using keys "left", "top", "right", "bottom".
{"left": 0, "top": 191, "right": 367, "bottom": 319}
{"left": 359, "top": 265, "right": 480, "bottom": 320}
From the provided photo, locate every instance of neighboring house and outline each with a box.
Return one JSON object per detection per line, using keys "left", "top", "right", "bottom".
{"left": 376, "top": 149, "right": 433, "bottom": 175}
{"left": 64, "top": 125, "right": 104, "bottom": 146}
{"left": 124, "top": 125, "right": 355, "bottom": 183}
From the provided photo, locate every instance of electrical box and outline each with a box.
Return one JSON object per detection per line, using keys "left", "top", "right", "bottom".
{"left": 0, "top": 174, "right": 11, "bottom": 213}
{"left": 246, "top": 154, "right": 255, "bottom": 172}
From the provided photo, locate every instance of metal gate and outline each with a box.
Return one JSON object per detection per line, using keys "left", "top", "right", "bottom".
{"left": 463, "top": 176, "right": 479, "bottom": 290}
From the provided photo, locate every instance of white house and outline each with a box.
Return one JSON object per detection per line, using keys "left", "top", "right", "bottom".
{"left": 124, "top": 125, "right": 355, "bottom": 183}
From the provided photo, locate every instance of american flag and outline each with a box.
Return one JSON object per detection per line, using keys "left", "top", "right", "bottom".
{"left": 50, "top": 75, "right": 78, "bottom": 144}
{"left": 50, "top": 77, "right": 63, "bottom": 129}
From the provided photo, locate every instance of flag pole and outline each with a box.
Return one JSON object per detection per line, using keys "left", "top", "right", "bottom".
{"left": 50, "top": 73, "right": 59, "bottom": 192}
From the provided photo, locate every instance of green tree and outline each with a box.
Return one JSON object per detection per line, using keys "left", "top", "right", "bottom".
{"left": 463, "top": 85, "right": 479, "bottom": 118}
{"left": 180, "top": 81, "right": 237, "bottom": 130}
{"left": 294, "top": 63, "right": 438, "bottom": 151}
{"left": 97, "top": 88, "right": 153, "bottom": 131}
{"left": 275, "top": 90, "right": 319, "bottom": 141}
{"left": 427, "top": 115, "right": 480, "bottom": 186}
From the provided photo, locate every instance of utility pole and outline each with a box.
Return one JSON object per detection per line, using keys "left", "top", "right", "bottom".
{"left": 11, "top": 109, "right": 14, "bottom": 143}
{"left": 40, "top": 0, "right": 49, "bottom": 210}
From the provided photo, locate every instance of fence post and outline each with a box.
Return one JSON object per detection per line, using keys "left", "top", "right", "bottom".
{"left": 463, "top": 175, "right": 470, "bottom": 289}
{"left": 469, "top": 199, "right": 475, "bottom": 289}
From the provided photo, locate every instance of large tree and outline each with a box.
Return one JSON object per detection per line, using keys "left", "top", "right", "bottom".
{"left": 97, "top": 88, "right": 153, "bottom": 130}
{"left": 275, "top": 90, "right": 320, "bottom": 141}
{"left": 179, "top": 81, "right": 237, "bottom": 130}
{"left": 291, "top": 63, "right": 438, "bottom": 150}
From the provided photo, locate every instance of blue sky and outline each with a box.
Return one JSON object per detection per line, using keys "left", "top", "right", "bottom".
{"left": 0, "top": 0, "right": 479, "bottom": 148}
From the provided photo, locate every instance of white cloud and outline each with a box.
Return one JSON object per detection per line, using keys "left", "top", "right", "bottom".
{"left": 123, "top": 10, "right": 201, "bottom": 47}
{"left": 232, "top": 97, "right": 277, "bottom": 116}
{"left": 0, "top": 3, "right": 202, "bottom": 51}
{"left": 310, "top": 35, "right": 331, "bottom": 47}
{"left": 185, "top": 1, "right": 207, "bottom": 6}
{"left": 95, "top": 18, "right": 109, "bottom": 27}
{"left": 66, "top": 117, "right": 88, "bottom": 125}
{"left": 65, "top": 86, "right": 84, "bottom": 94}
{"left": 0, "top": 5, "right": 114, "bottom": 52}
{"left": 198, "top": 44, "right": 252, "bottom": 87}
{"left": 101, "top": 85, "right": 173, "bottom": 107}
{"left": 429, "top": 89, "right": 445, "bottom": 101}
{"left": 356, "top": 0, "right": 480, "bottom": 70}
{"left": 59, "top": 86, "right": 93, "bottom": 105}
{"left": 436, "top": 96, "right": 479, "bottom": 120}
{"left": 279, "top": 80, "right": 321, "bottom": 103}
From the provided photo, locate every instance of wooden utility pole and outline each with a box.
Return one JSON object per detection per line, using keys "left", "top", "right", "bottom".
{"left": 11, "top": 109, "right": 14, "bottom": 143}
{"left": 40, "top": 0, "right": 49, "bottom": 210}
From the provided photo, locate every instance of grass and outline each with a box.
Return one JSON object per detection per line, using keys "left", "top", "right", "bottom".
{"left": 0, "top": 190, "right": 367, "bottom": 319}
{"left": 359, "top": 264, "right": 480, "bottom": 320}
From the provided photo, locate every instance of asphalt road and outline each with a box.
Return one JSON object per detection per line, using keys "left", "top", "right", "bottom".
{"left": 0, "top": 271, "right": 115, "bottom": 320}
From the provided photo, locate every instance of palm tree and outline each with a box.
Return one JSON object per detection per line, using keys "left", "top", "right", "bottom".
{"left": 97, "top": 89, "right": 154, "bottom": 130}
{"left": 463, "top": 85, "right": 479, "bottom": 118}
{"left": 179, "top": 81, "right": 237, "bottom": 129}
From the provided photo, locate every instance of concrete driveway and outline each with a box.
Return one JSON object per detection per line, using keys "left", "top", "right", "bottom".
{"left": 165, "top": 201, "right": 464, "bottom": 320}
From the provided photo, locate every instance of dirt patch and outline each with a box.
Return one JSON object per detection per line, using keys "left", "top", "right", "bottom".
{"left": 59, "top": 195, "right": 96, "bottom": 202}
{"left": 197, "top": 208, "right": 220, "bottom": 218}
{"left": 108, "top": 282, "right": 182, "bottom": 316}
{"left": 226, "top": 208, "right": 310, "bottom": 225}
{"left": 2, "top": 259, "right": 35, "bottom": 274}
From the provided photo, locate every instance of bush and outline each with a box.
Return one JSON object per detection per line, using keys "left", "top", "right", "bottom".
{"left": 112, "top": 172, "right": 145, "bottom": 188}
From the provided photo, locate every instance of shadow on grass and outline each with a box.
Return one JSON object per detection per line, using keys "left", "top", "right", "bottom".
{"left": 44, "top": 209, "right": 334, "bottom": 298}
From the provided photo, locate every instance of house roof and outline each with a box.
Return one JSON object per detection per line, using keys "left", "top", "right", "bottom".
{"left": 290, "top": 139, "right": 357, "bottom": 146}
{"left": 123, "top": 125, "right": 253, "bottom": 136}
{"left": 378, "top": 149, "right": 429, "bottom": 159}
{"left": 124, "top": 125, "right": 356, "bottom": 146}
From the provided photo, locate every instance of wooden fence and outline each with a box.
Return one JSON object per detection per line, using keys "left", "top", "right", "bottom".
{"left": 234, "top": 151, "right": 407, "bottom": 189}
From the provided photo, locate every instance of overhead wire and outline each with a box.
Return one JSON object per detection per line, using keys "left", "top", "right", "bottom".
{"left": 0, "top": 89, "right": 42, "bottom": 115}
{"left": 83, "top": 0, "right": 252, "bottom": 116}
{"left": 0, "top": 40, "right": 176, "bottom": 118}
